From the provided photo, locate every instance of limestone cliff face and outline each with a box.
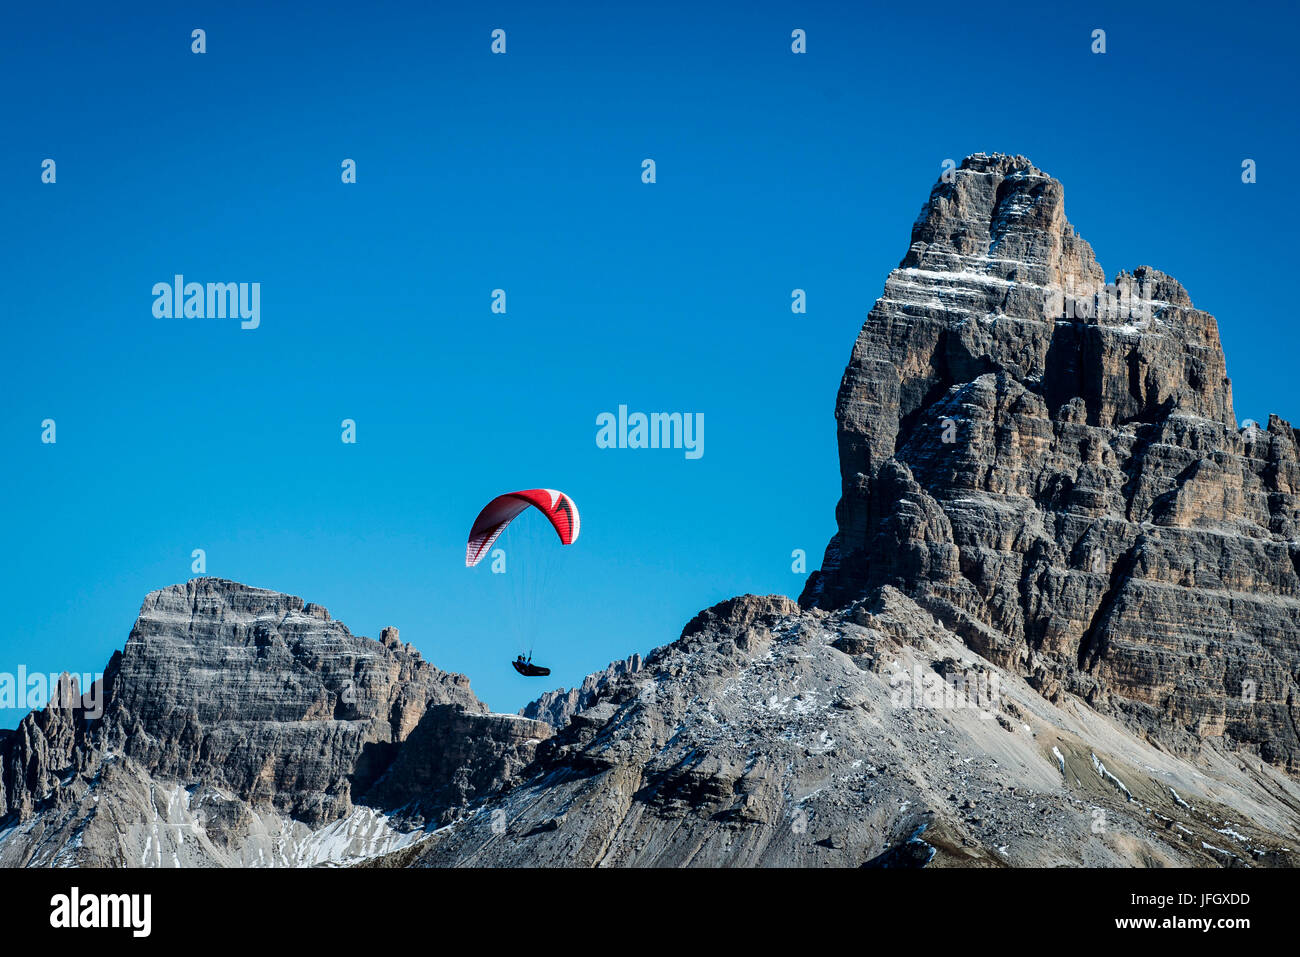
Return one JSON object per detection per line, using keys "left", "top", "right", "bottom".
{"left": 99, "top": 580, "right": 486, "bottom": 825}
{"left": 0, "top": 579, "right": 550, "bottom": 865}
{"left": 801, "top": 153, "right": 1300, "bottom": 773}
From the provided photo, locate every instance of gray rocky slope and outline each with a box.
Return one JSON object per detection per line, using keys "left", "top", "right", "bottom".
{"left": 391, "top": 593, "right": 1300, "bottom": 867}
{"left": 3, "top": 153, "right": 1298, "bottom": 867}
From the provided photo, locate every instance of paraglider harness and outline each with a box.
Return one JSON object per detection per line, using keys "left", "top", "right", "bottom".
{"left": 512, "top": 653, "right": 550, "bottom": 677}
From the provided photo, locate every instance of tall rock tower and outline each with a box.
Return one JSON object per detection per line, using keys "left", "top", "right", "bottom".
{"left": 803, "top": 153, "right": 1300, "bottom": 772}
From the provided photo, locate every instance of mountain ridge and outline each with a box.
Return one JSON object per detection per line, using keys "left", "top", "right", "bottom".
{"left": 4, "top": 153, "right": 1299, "bottom": 867}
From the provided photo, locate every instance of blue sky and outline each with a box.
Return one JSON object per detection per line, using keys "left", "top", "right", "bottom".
{"left": 2, "top": 1, "right": 1297, "bottom": 724}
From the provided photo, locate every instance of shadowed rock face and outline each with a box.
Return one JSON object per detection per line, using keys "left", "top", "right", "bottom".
{"left": 363, "top": 706, "right": 551, "bottom": 829}
{"left": 801, "top": 153, "right": 1300, "bottom": 773}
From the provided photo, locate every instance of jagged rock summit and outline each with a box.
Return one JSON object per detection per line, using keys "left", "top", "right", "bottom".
{"left": 802, "top": 152, "right": 1300, "bottom": 774}
{"left": 0, "top": 579, "right": 550, "bottom": 865}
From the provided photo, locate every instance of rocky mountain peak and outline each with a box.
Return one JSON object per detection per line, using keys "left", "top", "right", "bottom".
{"left": 904, "top": 152, "right": 1104, "bottom": 294}
{"left": 804, "top": 152, "right": 1299, "bottom": 774}
{"left": 0, "top": 579, "right": 551, "bottom": 863}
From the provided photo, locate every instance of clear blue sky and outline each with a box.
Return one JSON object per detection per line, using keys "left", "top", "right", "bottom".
{"left": 2, "top": 1, "right": 1297, "bottom": 724}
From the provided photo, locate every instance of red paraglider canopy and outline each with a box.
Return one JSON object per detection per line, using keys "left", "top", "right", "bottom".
{"left": 465, "top": 489, "right": 580, "bottom": 567}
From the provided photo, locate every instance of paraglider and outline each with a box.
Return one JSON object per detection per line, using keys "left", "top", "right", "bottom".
{"left": 465, "top": 488, "right": 580, "bottom": 567}
{"left": 512, "top": 654, "right": 550, "bottom": 677}
{"left": 465, "top": 488, "right": 579, "bottom": 676}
